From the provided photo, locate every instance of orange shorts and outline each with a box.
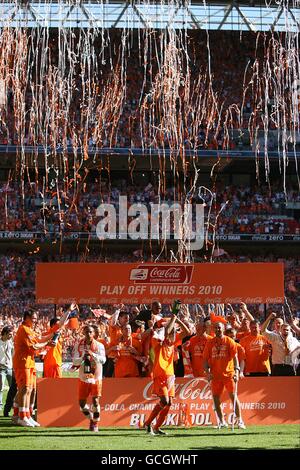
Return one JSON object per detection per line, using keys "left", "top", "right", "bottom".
{"left": 211, "top": 377, "right": 235, "bottom": 397}
{"left": 15, "top": 368, "right": 36, "bottom": 388}
{"left": 152, "top": 375, "right": 175, "bottom": 398}
{"left": 43, "top": 364, "right": 62, "bottom": 379}
{"left": 78, "top": 380, "right": 102, "bottom": 401}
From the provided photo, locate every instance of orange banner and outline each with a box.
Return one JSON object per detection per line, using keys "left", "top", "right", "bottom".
{"left": 37, "top": 377, "right": 300, "bottom": 427}
{"left": 36, "top": 262, "right": 284, "bottom": 304}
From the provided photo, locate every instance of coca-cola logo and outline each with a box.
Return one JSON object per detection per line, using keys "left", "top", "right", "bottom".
{"left": 266, "top": 297, "right": 284, "bottom": 304}
{"left": 132, "top": 265, "right": 194, "bottom": 284}
{"left": 143, "top": 378, "right": 212, "bottom": 401}
{"left": 151, "top": 267, "right": 182, "bottom": 278}
{"left": 244, "top": 297, "right": 263, "bottom": 304}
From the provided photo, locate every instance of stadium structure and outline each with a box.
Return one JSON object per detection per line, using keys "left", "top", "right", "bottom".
{"left": 0, "top": 1, "right": 299, "bottom": 450}
{"left": 0, "top": 1, "right": 299, "bottom": 254}
{"left": 0, "top": 1, "right": 299, "bottom": 31}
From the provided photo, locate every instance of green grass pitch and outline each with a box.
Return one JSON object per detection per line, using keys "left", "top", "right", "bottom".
{"left": 0, "top": 418, "right": 299, "bottom": 450}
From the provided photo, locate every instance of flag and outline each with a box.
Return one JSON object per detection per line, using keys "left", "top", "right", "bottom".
{"left": 91, "top": 308, "right": 110, "bottom": 319}
{"left": 212, "top": 248, "right": 228, "bottom": 257}
{"left": 67, "top": 318, "right": 79, "bottom": 330}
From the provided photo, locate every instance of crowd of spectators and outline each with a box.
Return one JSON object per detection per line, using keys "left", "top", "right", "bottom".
{"left": 0, "top": 179, "right": 299, "bottom": 235}
{"left": 1, "top": 250, "right": 300, "bottom": 365}
{"left": 0, "top": 30, "right": 297, "bottom": 152}
{"left": 1, "top": 295, "right": 299, "bottom": 377}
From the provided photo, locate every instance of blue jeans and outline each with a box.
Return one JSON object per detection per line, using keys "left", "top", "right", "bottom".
{"left": 0, "top": 367, "right": 13, "bottom": 406}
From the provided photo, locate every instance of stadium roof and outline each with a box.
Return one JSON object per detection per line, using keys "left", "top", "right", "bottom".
{"left": 0, "top": 0, "right": 299, "bottom": 32}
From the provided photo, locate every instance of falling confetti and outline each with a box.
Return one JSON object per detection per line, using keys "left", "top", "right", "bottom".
{"left": 0, "top": 1, "right": 298, "bottom": 262}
